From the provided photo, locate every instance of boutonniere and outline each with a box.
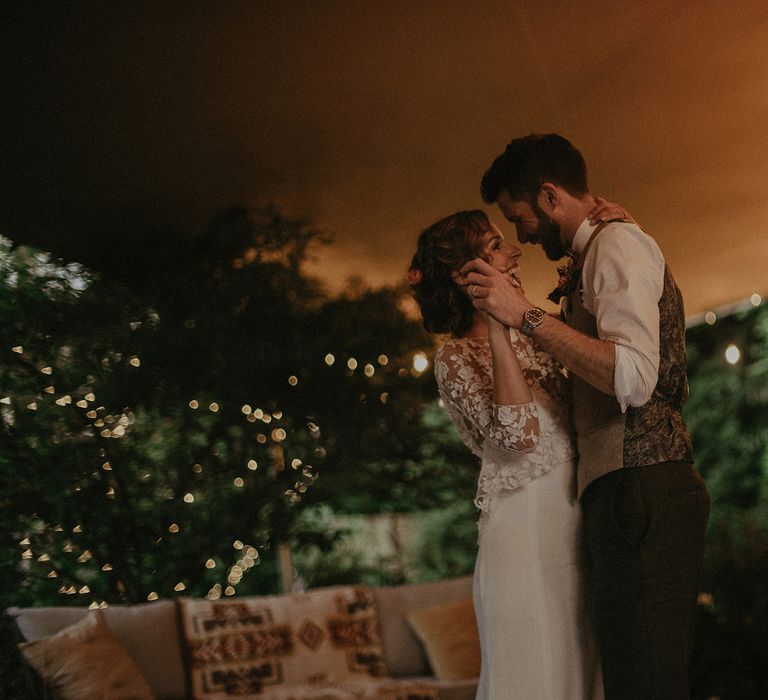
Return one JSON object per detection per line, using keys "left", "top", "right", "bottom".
{"left": 547, "top": 250, "right": 580, "bottom": 304}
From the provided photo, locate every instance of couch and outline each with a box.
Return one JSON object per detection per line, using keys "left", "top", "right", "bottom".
{"left": 6, "top": 575, "right": 479, "bottom": 700}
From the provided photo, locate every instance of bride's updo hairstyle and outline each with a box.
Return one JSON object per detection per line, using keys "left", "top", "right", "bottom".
{"left": 409, "top": 210, "right": 491, "bottom": 338}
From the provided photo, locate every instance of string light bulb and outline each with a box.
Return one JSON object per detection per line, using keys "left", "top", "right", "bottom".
{"left": 412, "top": 353, "right": 429, "bottom": 373}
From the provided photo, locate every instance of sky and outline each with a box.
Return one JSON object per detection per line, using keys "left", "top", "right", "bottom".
{"left": 3, "top": 1, "right": 768, "bottom": 315}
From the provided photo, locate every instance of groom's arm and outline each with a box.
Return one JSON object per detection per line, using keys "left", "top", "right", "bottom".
{"left": 461, "top": 259, "right": 617, "bottom": 395}
{"left": 521, "top": 315, "right": 617, "bottom": 396}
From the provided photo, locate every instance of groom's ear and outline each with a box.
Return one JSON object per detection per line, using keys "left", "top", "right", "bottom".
{"left": 538, "top": 183, "right": 558, "bottom": 213}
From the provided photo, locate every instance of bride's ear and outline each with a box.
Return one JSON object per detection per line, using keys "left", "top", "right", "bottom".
{"left": 451, "top": 269, "right": 470, "bottom": 293}
{"left": 450, "top": 269, "right": 466, "bottom": 284}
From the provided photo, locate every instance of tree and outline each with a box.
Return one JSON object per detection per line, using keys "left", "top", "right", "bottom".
{"left": 0, "top": 209, "right": 331, "bottom": 607}
{"left": 685, "top": 302, "right": 768, "bottom": 699}
{"left": 0, "top": 205, "right": 477, "bottom": 613}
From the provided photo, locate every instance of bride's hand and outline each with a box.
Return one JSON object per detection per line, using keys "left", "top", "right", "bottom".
{"left": 588, "top": 196, "right": 636, "bottom": 225}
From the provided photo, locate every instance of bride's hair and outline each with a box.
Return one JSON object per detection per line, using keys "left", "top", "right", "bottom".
{"left": 409, "top": 210, "right": 491, "bottom": 337}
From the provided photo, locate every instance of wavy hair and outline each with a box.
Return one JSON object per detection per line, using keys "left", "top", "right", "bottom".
{"left": 408, "top": 210, "right": 491, "bottom": 337}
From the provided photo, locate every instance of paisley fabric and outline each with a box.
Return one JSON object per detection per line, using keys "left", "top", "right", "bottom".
{"left": 434, "top": 330, "right": 576, "bottom": 513}
{"left": 623, "top": 264, "right": 693, "bottom": 467}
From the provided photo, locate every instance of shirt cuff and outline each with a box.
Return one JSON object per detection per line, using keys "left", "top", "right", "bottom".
{"left": 613, "top": 345, "right": 656, "bottom": 412}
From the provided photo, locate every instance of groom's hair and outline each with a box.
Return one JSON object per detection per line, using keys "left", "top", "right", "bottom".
{"left": 481, "top": 133, "right": 589, "bottom": 204}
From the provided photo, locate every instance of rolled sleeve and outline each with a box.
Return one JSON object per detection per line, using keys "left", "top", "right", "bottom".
{"left": 582, "top": 224, "right": 665, "bottom": 412}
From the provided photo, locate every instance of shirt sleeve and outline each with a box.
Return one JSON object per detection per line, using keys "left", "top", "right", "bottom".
{"left": 435, "top": 345, "right": 540, "bottom": 454}
{"left": 581, "top": 223, "right": 664, "bottom": 411}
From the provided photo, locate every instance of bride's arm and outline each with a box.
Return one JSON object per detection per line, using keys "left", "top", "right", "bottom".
{"left": 435, "top": 324, "right": 540, "bottom": 454}
{"left": 487, "top": 314, "right": 540, "bottom": 452}
{"left": 488, "top": 314, "right": 533, "bottom": 407}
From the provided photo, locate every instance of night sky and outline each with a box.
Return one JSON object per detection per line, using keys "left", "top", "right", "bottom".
{"left": 3, "top": 1, "right": 768, "bottom": 314}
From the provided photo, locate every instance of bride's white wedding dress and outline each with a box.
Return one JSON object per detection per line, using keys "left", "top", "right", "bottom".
{"left": 435, "top": 331, "right": 603, "bottom": 700}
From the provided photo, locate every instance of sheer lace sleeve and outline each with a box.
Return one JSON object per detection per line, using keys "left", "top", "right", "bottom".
{"left": 435, "top": 341, "right": 539, "bottom": 454}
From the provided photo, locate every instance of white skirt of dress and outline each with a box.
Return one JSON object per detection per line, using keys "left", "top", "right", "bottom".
{"left": 473, "top": 458, "right": 603, "bottom": 700}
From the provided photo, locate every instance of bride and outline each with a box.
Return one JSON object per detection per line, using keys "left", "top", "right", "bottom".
{"left": 408, "top": 201, "right": 629, "bottom": 699}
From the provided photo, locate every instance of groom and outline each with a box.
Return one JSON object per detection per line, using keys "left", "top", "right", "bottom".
{"left": 463, "top": 134, "right": 709, "bottom": 699}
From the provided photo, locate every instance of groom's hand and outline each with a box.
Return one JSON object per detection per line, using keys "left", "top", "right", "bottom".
{"left": 461, "top": 258, "right": 532, "bottom": 329}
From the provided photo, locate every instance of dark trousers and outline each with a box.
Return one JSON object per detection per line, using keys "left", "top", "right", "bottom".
{"left": 582, "top": 461, "right": 709, "bottom": 700}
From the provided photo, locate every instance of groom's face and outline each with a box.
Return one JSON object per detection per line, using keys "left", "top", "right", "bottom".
{"left": 496, "top": 190, "right": 567, "bottom": 261}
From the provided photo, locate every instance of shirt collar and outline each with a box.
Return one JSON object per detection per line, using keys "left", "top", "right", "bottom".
{"left": 570, "top": 217, "right": 597, "bottom": 256}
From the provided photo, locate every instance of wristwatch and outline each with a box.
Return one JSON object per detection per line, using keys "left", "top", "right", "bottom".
{"left": 521, "top": 307, "right": 546, "bottom": 337}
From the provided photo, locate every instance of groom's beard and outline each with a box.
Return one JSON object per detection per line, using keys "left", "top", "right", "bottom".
{"left": 532, "top": 204, "right": 567, "bottom": 261}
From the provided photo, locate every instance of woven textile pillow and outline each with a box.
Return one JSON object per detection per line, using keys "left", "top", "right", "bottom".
{"left": 18, "top": 610, "right": 154, "bottom": 699}
{"left": 179, "top": 586, "right": 388, "bottom": 699}
{"left": 255, "top": 680, "right": 439, "bottom": 699}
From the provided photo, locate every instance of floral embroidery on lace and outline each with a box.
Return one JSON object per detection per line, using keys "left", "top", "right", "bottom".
{"left": 435, "top": 331, "right": 576, "bottom": 513}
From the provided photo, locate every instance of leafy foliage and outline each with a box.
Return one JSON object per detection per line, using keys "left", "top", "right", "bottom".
{"left": 0, "top": 208, "right": 472, "bottom": 614}
{"left": 685, "top": 303, "right": 768, "bottom": 699}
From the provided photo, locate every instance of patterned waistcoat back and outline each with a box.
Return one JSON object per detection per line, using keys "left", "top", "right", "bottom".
{"left": 567, "top": 224, "right": 693, "bottom": 498}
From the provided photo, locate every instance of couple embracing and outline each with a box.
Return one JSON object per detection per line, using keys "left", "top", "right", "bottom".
{"left": 408, "top": 134, "right": 709, "bottom": 700}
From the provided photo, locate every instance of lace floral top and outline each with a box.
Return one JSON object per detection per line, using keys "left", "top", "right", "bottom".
{"left": 435, "top": 330, "right": 576, "bottom": 513}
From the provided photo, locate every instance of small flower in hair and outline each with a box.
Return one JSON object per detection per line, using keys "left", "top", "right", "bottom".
{"left": 407, "top": 267, "right": 423, "bottom": 287}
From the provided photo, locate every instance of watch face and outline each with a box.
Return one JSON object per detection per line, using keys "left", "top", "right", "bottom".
{"left": 525, "top": 308, "right": 545, "bottom": 324}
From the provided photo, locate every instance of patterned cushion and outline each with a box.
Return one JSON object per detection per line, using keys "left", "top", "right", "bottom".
{"left": 179, "top": 586, "right": 388, "bottom": 699}
{"left": 256, "top": 679, "right": 439, "bottom": 699}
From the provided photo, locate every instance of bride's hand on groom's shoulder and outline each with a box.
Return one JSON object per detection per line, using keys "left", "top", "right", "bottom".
{"left": 588, "top": 196, "right": 636, "bottom": 225}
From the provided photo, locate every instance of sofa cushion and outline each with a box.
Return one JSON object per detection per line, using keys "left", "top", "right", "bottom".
{"left": 7, "top": 600, "right": 186, "bottom": 699}
{"left": 253, "top": 678, "right": 476, "bottom": 700}
{"left": 18, "top": 610, "right": 154, "bottom": 700}
{"left": 412, "top": 677, "right": 478, "bottom": 700}
{"left": 372, "top": 576, "right": 473, "bottom": 677}
{"left": 179, "top": 585, "right": 388, "bottom": 699}
{"left": 405, "top": 598, "right": 480, "bottom": 680}
{"left": 253, "top": 678, "right": 440, "bottom": 698}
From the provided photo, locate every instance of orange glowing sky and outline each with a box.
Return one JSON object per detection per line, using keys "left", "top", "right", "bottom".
{"left": 4, "top": 1, "right": 768, "bottom": 315}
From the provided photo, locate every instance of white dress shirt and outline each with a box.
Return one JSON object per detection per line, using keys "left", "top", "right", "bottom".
{"left": 570, "top": 218, "right": 665, "bottom": 412}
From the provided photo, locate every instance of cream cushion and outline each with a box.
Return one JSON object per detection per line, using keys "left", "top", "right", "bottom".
{"left": 8, "top": 600, "right": 185, "bottom": 699}
{"left": 405, "top": 598, "right": 480, "bottom": 680}
{"left": 373, "top": 575, "right": 473, "bottom": 677}
{"left": 19, "top": 610, "right": 154, "bottom": 699}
